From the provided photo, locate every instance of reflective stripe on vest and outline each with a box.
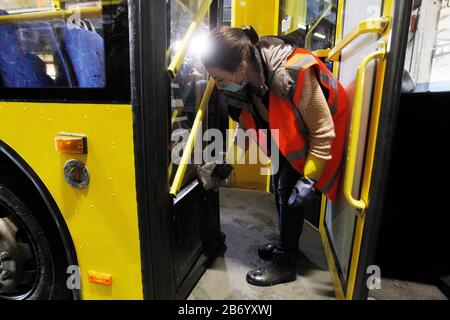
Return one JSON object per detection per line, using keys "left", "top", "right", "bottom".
{"left": 286, "top": 148, "right": 308, "bottom": 163}
{"left": 286, "top": 54, "right": 317, "bottom": 72}
{"left": 319, "top": 70, "right": 338, "bottom": 116}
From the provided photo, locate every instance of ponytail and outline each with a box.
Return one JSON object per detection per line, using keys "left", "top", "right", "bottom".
{"left": 241, "top": 25, "right": 259, "bottom": 45}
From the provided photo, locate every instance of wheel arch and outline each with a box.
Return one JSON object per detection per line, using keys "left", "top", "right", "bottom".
{"left": 0, "top": 140, "right": 80, "bottom": 300}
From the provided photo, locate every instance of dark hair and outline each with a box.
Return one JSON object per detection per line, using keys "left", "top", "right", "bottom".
{"left": 202, "top": 26, "right": 259, "bottom": 72}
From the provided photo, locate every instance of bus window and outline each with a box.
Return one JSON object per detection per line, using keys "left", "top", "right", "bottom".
{"left": 169, "top": 0, "right": 210, "bottom": 188}
{"left": 221, "top": 0, "right": 232, "bottom": 26}
{"left": 404, "top": 0, "right": 450, "bottom": 93}
{"left": 0, "top": 0, "right": 129, "bottom": 91}
{"left": 279, "top": 0, "right": 337, "bottom": 51}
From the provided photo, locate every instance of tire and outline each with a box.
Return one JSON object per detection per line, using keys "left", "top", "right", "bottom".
{"left": 0, "top": 178, "right": 72, "bottom": 300}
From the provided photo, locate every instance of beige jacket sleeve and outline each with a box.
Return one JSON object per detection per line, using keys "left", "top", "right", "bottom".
{"left": 297, "top": 69, "right": 336, "bottom": 160}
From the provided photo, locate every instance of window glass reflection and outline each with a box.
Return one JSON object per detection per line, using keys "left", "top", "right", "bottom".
{"left": 169, "top": 0, "right": 210, "bottom": 186}
{"left": 0, "top": 0, "right": 130, "bottom": 89}
{"left": 404, "top": 0, "right": 450, "bottom": 92}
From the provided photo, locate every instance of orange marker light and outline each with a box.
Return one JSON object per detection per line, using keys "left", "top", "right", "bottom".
{"left": 88, "top": 271, "right": 113, "bottom": 286}
{"left": 55, "top": 134, "right": 87, "bottom": 154}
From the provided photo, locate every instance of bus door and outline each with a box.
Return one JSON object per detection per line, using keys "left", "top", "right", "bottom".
{"left": 166, "top": 0, "right": 224, "bottom": 299}
{"left": 319, "top": 0, "right": 412, "bottom": 300}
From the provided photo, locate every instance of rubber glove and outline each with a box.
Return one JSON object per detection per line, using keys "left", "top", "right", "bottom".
{"left": 198, "top": 161, "right": 233, "bottom": 191}
{"left": 288, "top": 154, "right": 327, "bottom": 208}
{"left": 288, "top": 176, "right": 316, "bottom": 208}
{"left": 303, "top": 154, "right": 327, "bottom": 182}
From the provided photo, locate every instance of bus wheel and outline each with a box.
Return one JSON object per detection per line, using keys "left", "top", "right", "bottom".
{"left": 0, "top": 182, "right": 71, "bottom": 300}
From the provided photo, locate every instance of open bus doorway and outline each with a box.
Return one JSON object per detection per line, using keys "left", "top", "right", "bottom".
{"left": 170, "top": 0, "right": 339, "bottom": 300}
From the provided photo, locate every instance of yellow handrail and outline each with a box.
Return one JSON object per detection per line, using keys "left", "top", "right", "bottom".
{"left": 170, "top": 79, "right": 215, "bottom": 197}
{"left": 0, "top": 0, "right": 125, "bottom": 25}
{"left": 0, "top": 7, "right": 101, "bottom": 24}
{"left": 327, "top": 16, "right": 390, "bottom": 62}
{"left": 167, "top": 0, "right": 212, "bottom": 79}
{"left": 305, "top": 1, "right": 335, "bottom": 50}
{"left": 312, "top": 48, "right": 331, "bottom": 59}
{"left": 100, "top": 0, "right": 124, "bottom": 5}
{"left": 343, "top": 41, "right": 386, "bottom": 211}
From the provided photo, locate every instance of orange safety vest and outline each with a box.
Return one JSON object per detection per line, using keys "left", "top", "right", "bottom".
{"left": 238, "top": 48, "right": 349, "bottom": 201}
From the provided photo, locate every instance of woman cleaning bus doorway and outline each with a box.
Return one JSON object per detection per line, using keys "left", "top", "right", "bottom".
{"left": 201, "top": 26, "right": 349, "bottom": 287}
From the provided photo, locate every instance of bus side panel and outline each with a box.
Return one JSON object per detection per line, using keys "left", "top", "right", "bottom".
{"left": 0, "top": 102, "right": 143, "bottom": 300}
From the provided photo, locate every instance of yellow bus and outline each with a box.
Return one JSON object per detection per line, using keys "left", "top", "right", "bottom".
{"left": 0, "top": 0, "right": 447, "bottom": 300}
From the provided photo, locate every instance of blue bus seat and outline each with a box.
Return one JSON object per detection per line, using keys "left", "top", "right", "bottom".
{"left": 58, "top": 23, "right": 106, "bottom": 88}
{"left": 19, "top": 21, "right": 73, "bottom": 87}
{"left": 0, "top": 10, "right": 55, "bottom": 88}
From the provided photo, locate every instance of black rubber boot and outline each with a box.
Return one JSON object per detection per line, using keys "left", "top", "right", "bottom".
{"left": 246, "top": 248, "right": 297, "bottom": 287}
{"left": 258, "top": 242, "right": 277, "bottom": 261}
{"left": 258, "top": 242, "right": 304, "bottom": 261}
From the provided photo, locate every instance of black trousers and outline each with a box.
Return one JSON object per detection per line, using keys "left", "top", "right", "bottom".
{"left": 271, "top": 150, "right": 305, "bottom": 252}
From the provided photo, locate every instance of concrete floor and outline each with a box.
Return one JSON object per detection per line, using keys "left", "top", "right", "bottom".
{"left": 368, "top": 279, "right": 448, "bottom": 300}
{"left": 188, "top": 188, "right": 335, "bottom": 300}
